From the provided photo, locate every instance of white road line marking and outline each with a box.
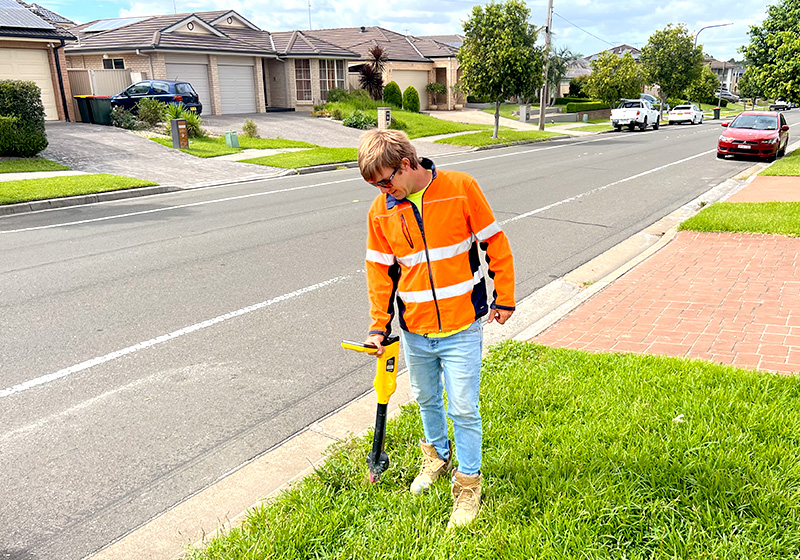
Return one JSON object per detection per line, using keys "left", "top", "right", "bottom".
{"left": 0, "top": 275, "right": 349, "bottom": 398}
{"left": 499, "top": 149, "right": 716, "bottom": 225}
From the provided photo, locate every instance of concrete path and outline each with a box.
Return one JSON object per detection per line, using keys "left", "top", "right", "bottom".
{"left": 426, "top": 107, "right": 597, "bottom": 136}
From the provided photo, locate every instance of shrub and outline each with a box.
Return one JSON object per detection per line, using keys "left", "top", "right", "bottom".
{"left": 331, "top": 107, "right": 344, "bottom": 120}
{"left": 382, "top": 81, "right": 402, "bottom": 107}
{"left": 425, "top": 82, "right": 447, "bottom": 105}
{"left": 0, "top": 80, "right": 47, "bottom": 156}
{"left": 402, "top": 86, "right": 420, "bottom": 112}
{"left": 555, "top": 97, "right": 591, "bottom": 105}
{"left": 242, "top": 119, "right": 258, "bottom": 137}
{"left": 719, "top": 99, "right": 728, "bottom": 108}
{"left": 136, "top": 97, "right": 166, "bottom": 126}
{"left": 342, "top": 110, "right": 377, "bottom": 130}
{"left": 325, "top": 88, "right": 350, "bottom": 103}
{"left": 110, "top": 106, "right": 142, "bottom": 130}
{"left": 565, "top": 101, "right": 609, "bottom": 113}
{"left": 388, "top": 116, "right": 407, "bottom": 131}
{"left": 162, "top": 103, "right": 205, "bottom": 138}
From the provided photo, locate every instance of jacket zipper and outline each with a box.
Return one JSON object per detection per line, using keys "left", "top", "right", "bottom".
{"left": 408, "top": 197, "right": 442, "bottom": 332}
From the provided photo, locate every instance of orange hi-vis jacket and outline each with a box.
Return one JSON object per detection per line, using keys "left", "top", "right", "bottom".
{"left": 366, "top": 158, "right": 515, "bottom": 338}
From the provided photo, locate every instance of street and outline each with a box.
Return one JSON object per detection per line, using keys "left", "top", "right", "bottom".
{"left": 1, "top": 115, "right": 794, "bottom": 559}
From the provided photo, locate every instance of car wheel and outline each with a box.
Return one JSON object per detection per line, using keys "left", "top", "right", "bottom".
{"left": 653, "top": 120, "right": 659, "bottom": 130}
{"left": 778, "top": 144, "right": 786, "bottom": 157}
{"left": 613, "top": 125, "right": 622, "bottom": 132}
{"left": 639, "top": 119, "right": 647, "bottom": 131}
{"left": 699, "top": 116, "right": 703, "bottom": 124}
{"left": 628, "top": 123, "right": 636, "bottom": 131}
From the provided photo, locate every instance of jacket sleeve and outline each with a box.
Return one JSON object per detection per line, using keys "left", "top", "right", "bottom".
{"left": 365, "top": 208, "right": 399, "bottom": 337}
{"left": 465, "top": 178, "right": 516, "bottom": 310}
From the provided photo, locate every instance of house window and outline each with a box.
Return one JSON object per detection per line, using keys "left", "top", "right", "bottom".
{"left": 295, "top": 59, "right": 312, "bottom": 101}
{"left": 319, "top": 59, "right": 345, "bottom": 101}
{"left": 103, "top": 58, "right": 125, "bottom": 69}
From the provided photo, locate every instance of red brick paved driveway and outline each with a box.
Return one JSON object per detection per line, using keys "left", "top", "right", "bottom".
{"left": 533, "top": 230, "right": 800, "bottom": 374}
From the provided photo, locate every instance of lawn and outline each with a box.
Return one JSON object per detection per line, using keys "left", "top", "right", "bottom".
{"left": 150, "top": 136, "right": 315, "bottom": 158}
{"left": 761, "top": 147, "right": 800, "bottom": 176}
{"left": 434, "top": 129, "right": 562, "bottom": 147}
{"left": 481, "top": 103, "right": 539, "bottom": 121}
{"left": 0, "top": 174, "right": 157, "bottom": 205}
{"left": 678, "top": 201, "right": 800, "bottom": 236}
{"left": 571, "top": 123, "right": 614, "bottom": 133}
{"left": 0, "top": 157, "right": 70, "bottom": 173}
{"left": 392, "top": 110, "right": 492, "bottom": 139}
{"left": 188, "top": 340, "right": 800, "bottom": 560}
{"left": 240, "top": 147, "right": 358, "bottom": 168}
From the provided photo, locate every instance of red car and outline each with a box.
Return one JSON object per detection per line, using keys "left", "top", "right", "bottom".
{"left": 717, "top": 111, "right": 789, "bottom": 161}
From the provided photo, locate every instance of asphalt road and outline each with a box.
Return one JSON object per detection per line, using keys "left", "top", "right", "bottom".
{"left": 2, "top": 113, "right": 797, "bottom": 559}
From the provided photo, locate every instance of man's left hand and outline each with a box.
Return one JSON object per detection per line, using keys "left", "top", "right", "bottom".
{"left": 488, "top": 309, "right": 514, "bottom": 325}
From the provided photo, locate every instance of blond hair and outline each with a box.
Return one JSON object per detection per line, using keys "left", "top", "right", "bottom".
{"left": 357, "top": 129, "right": 419, "bottom": 182}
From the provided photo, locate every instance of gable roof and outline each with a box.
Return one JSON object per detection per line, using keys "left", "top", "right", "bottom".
{"left": 419, "top": 34, "right": 464, "bottom": 48}
{"left": 65, "top": 10, "right": 359, "bottom": 59}
{"left": 587, "top": 44, "right": 641, "bottom": 62}
{"left": 304, "top": 26, "right": 457, "bottom": 63}
{"left": 0, "top": 0, "right": 74, "bottom": 40}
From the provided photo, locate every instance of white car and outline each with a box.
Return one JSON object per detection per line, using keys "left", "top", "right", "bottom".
{"left": 668, "top": 104, "right": 704, "bottom": 125}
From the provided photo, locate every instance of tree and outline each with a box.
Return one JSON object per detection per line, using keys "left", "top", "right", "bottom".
{"left": 736, "top": 69, "right": 764, "bottom": 109}
{"left": 640, "top": 24, "right": 704, "bottom": 107}
{"left": 545, "top": 47, "right": 579, "bottom": 105}
{"left": 359, "top": 45, "right": 387, "bottom": 100}
{"left": 584, "top": 52, "right": 643, "bottom": 108}
{"left": 458, "top": 0, "right": 543, "bottom": 138}
{"left": 741, "top": 0, "right": 800, "bottom": 104}
{"left": 569, "top": 74, "right": 589, "bottom": 98}
{"left": 684, "top": 65, "right": 719, "bottom": 105}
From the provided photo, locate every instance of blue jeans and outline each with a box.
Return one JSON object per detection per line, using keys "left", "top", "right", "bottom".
{"left": 400, "top": 320, "right": 483, "bottom": 475}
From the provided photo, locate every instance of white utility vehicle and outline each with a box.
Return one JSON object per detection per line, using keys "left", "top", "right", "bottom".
{"left": 611, "top": 99, "right": 660, "bottom": 131}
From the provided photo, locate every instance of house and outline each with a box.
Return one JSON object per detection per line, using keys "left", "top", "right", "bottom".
{"left": 63, "top": 11, "right": 361, "bottom": 115}
{"left": 0, "top": 0, "right": 76, "bottom": 120}
{"left": 62, "top": 11, "right": 463, "bottom": 115}
{"left": 285, "top": 27, "right": 462, "bottom": 111}
{"left": 587, "top": 44, "right": 641, "bottom": 63}
{"left": 704, "top": 57, "right": 744, "bottom": 94}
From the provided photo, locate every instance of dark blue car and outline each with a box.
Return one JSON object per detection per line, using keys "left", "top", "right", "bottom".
{"left": 110, "top": 80, "right": 203, "bottom": 114}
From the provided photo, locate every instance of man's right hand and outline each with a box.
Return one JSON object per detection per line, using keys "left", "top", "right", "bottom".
{"left": 365, "top": 334, "right": 386, "bottom": 357}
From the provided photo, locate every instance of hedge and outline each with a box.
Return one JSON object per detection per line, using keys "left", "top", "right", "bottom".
{"left": 382, "top": 81, "right": 402, "bottom": 108}
{"left": 402, "top": 86, "right": 420, "bottom": 113}
{"left": 0, "top": 80, "right": 48, "bottom": 157}
{"left": 565, "top": 101, "right": 610, "bottom": 113}
{"left": 555, "top": 97, "right": 592, "bottom": 106}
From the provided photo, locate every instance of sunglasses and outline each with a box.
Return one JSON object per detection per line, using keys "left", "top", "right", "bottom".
{"left": 370, "top": 165, "right": 400, "bottom": 188}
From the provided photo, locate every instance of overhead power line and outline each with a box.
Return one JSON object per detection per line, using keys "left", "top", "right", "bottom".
{"left": 552, "top": 11, "right": 614, "bottom": 47}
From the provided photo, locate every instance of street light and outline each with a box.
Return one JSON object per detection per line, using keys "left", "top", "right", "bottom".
{"left": 694, "top": 22, "right": 733, "bottom": 48}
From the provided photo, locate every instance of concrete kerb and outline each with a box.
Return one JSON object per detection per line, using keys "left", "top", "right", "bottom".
{"left": 85, "top": 158, "right": 766, "bottom": 560}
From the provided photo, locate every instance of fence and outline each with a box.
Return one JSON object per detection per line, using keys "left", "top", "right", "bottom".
{"left": 67, "top": 68, "right": 140, "bottom": 121}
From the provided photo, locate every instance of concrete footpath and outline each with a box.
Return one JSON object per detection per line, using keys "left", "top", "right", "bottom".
{"left": 85, "top": 148, "right": 799, "bottom": 559}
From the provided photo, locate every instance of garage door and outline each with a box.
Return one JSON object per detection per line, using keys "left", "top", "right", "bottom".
{"left": 165, "top": 63, "right": 210, "bottom": 112}
{"left": 0, "top": 48, "right": 58, "bottom": 120}
{"left": 390, "top": 70, "right": 429, "bottom": 111}
{"left": 218, "top": 64, "right": 256, "bottom": 114}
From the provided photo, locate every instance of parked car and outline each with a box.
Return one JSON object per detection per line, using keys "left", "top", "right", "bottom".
{"left": 110, "top": 80, "right": 203, "bottom": 114}
{"left": 668, "top": 104, "right": 704, "bottom": 125}
{"left": 717, "top": 111, "right": 789, "bottom": 161}
{"left": 640, "top": 93, "right": 668, "bottom": 112}
{"left": 769, "top": 100, "right": 791, "bottom": 111}
{"left": 714, "top": 89, "right": 740, "bottom": 103}
{"left": 611, "top": 99, "right": 661, "bottom": 131}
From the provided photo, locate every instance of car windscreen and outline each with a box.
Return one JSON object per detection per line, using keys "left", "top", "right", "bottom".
{"left": 619, "top": 102, "right": 642, "bottom": 109}
{"left": 730, "top": 115, "right": 778, "bottom": 130}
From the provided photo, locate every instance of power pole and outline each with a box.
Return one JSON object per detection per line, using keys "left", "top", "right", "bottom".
{"left": 308, "top": 0, "right": 312, "bottom": 29}
{"left": 537, "top": 0, "right": 554, "bottom": 131}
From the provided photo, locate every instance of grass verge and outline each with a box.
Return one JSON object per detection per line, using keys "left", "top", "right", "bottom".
{"left": 678, "top": 201, "right": 800, "bottom": 236}
{"left": 761, "top": 147, "right": 800, "bottom": 176}
{"left": 481, "top": 103, "right": 540, "bottom": 120}
{"left": 240, "top": 147, "right": 358, "bottom": 168}
{"left": 188, "top": 341, "right": 800, "bottom": 560}
{"left": 150, "top": 136, "right": 315, "bottom": 158}
{"left": 434, "top": 129, "right": 562, "bottom": 147}
{"left": 0, "top": 174, "right": 157, "bottom": 205}
{"left": 0, "top": 157, "right": 70, "bottom": 173}
{"left": 571, "top": 123, "right": 614, "bottom": 132}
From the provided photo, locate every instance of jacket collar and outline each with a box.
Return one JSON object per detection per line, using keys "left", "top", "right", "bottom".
{"left": 386, "top": 158, "right": 437, "bottom": 209}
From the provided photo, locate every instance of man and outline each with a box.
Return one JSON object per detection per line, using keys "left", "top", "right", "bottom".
{"left": 357, "top": 129, "right": 515, "bottom": 528}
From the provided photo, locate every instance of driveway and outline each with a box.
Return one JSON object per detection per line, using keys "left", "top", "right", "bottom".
{"left": 41, "top": 122, "right": 284, "bottom": 189}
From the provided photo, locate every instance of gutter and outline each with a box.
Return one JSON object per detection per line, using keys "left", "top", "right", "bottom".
{"left": 52, "top": 39, "right": 71, "bottom": 122}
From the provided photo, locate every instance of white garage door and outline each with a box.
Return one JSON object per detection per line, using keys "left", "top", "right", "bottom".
{"left": 0, "top": 48, "right": 58, "bottom": 120}
{"left": 218, "top": 64, "right": 256, "bottom": 114}
{"left": 165, "top": 63, "right": 210, "bottom": 113}
{"left": 390, "top": 70, "right": 429, "bottom": 111}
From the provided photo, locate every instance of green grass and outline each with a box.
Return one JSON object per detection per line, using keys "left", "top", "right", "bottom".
{"left": 571, "top": 123, "right": 614, "bottom": 132}
{"left": 240, "top": 147, "right": 358, "bottom": 168}
{"left": 678, "top": 201, "right": 800, "bottom": 236}
{"left": 434, "top": 129, "right": 562, "bottom": 147}
{"left": 761, "top": 147, "right": 800, "bottom": 176}
{"left": 392, "top": 110, "right": 492, "bottom": 139}
{"left": 150, "top": 136, "right": 315, "bottom": 158}
{"left": 0, "top": 157, "right": 70, "bottom": 173}
{"left": 0, "top": 174, "right": 157, "bottom": 205}
{"left": 188, "top": 341, "right": 800, "bottom": 560}
{"left": 481, "top": 103, "right": 540, "bottom": 120}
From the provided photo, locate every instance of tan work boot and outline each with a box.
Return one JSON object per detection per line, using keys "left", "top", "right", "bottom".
{"left": 409, "top": 440, "right": 453, "bottom": 496}
{"left": 447, "top": 472, "right": 482, "bottom": 529}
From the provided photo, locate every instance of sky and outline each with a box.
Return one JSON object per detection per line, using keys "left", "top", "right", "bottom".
{"left": 47, "top": 0, "right": 774, "bottom": 62}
